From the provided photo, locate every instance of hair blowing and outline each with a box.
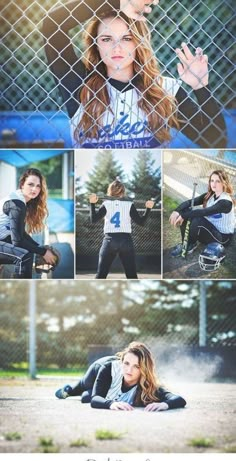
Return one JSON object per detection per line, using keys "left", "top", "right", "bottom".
{"left": 19, "top": 168, "right": 48, "bottom": 233}
{"left": 117, "top": 341, "right": 160, "bottom": 405}
{"left": 74, "top": 12, "right": 179, "bottom": 143}
{"left": 203, "top": 169, "right": 235, "bottom": 207}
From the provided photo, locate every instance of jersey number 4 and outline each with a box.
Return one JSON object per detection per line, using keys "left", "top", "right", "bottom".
{"left": 110, "top": 211, "right": 121, "bottom": 228}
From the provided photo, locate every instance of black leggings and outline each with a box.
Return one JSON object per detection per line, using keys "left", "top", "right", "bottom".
{"left": 68, "top": 356, "right": 116, "bottom": 402}
{"left": 96, "top": 233, "right": 138, "bottom": 279}
{"left": 180, "top": 217, "right": 232, "bottom": 246}
{"left": 0, "top": 239, "right": 34, "bottom": 278}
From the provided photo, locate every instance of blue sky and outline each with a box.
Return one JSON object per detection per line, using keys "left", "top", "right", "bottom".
{"left": 75, "top": 149, "right": 162, "bottom": 186}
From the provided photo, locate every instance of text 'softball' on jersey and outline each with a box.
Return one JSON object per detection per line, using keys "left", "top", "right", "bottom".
{"left": 103, "top": 200, "right": 133, "bottom": 233}
{"left": 205, "top": 193, "right": 235, "bottom": 234}
{"left": 70, "top": 77, "right": 181, "bottom": 149}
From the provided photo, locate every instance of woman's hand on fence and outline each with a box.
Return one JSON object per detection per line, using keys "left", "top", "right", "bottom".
{"left": 89, "top": 193, "right": 98, "bottom": 204}
{"left": 176, "top": 43, "right": 209, "bottom": 90}
{"left": 144, "top": 402, "right": 169, "bottom": 411}
{"left": 169, "top": 211, "right": 180, "bottom": 226}
{"left": 120, "top": 0, "right": 159, "bottom": 21}
{"left": 145, "top": 200, "right": 155, "bottom": 209}
{"left": 43, "top": 249, "right": 57, "bottom": 265}
{"left": 110, "top": 401, "right": 134, "bottom": 411}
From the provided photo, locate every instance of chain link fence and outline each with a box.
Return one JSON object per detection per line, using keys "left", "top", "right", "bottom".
{"left": 1, "top": 0, "right": 235, "bottom": 147}
{"left": 75, "top": 149, "right": 161, "bottom": 275}
{"left": 0, "top": 280, "right": 235, "bottom": 378}
{"left": 163, "top": 149, "right": 236, "bottom": 279}
{"left": 163, "top": 149, "right": 236, "bottom": 203}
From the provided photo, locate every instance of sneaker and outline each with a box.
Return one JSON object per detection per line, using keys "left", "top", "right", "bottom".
{"left": 55, "top": 384, "right": 72, "bottom": 399}
{"left": 171, "top": 242, "right": 198, "bottom": 257}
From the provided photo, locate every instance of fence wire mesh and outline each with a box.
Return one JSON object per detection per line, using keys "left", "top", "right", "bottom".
{"left": 75, "top": 148, "right": 161, "bottom": 274}
{"left": 163, "top": 149, "right": 236, "bottom": 279}
{"left": 1, "top": 0, "right": 235, "bottom": 147}
{"left": 163, "top": 149, "right": 236, "bottom": 203}
{"left": 0, "top": 280, "right": 235, "bottom": 372}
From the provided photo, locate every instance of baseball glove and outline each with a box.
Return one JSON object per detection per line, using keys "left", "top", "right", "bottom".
{"left": 35, "top": 245, "right": 61, "bottom": 274}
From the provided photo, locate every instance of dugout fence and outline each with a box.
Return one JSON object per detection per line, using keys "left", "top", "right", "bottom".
{"left": 1, "top": 0, "right": 235, "bottom": 147}
{"left": 76, "top": 208, "right": 161, "bottom": 274}
{"left": 0, "top": 279, "right": 235, "bottom": 378}
{"left": 163, "top": 149, "right": 236, "bottom": 203}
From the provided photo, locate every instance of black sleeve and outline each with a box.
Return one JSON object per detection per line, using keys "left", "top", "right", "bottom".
{"left": 157, "top": 386, "right": 186, "bottom": 409}
{"left": 130, "top": 204, "right": 151, "bottom": 225}
{"left": 175, "top": 193, "right": 206, "bottom": 213}
{"left": 90, "top": 203, "right": 106, "bottom": 223}
{"left": 176, "top": 86, "right": 227, "bottom": 148}
{"left": 90, "top": 362, "right": 114, "bottom": 409}
{"left": 180, "top": 199, "right": 233, "bottom": 220}
{"left": 3, "top": 200, "right": 46, "bottom": 255}
{"left": 42, "top": 0, "right": 120, "bottom": 117}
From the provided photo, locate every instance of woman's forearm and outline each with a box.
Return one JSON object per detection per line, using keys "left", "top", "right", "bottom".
{"left": 43, "top": 0, "right": 120, "bottom": 37}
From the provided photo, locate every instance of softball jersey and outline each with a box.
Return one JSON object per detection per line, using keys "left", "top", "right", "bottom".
{"left": 175, "top": 192, "right": 235, "bottom": 236}
{"left": 0, "top": 190, "right": 26, "bottom": 240}
{"left": 90, "top": 200, "right": 151, "bottom": 230}
{"left": 70, "top": 77, "right": 181, "bottom": 149}
{"left": 106, "top": 360, "right": 138, "bottom": 404}
{"left": 103, "top": 200, "right": 132, "bottom": 233}
{"left": 43, "top": 0, "right": 227, "bottom": 148}
{"left": 205, "top": 193, "right": 235, "bottom": 234}
{"left": 90, "top": 359, "right": 187, "bottom": 409}
{"left": 0, "top": 190, "right": 46, "bottom": 255}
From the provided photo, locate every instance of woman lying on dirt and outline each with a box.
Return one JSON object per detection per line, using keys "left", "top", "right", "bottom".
{"left": 55, "top": 341, "right": 186, "bottom": 411}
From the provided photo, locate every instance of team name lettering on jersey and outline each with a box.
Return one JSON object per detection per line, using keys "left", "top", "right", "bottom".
{"left": 98, "top": 114, "right": 148, "bottom": 138}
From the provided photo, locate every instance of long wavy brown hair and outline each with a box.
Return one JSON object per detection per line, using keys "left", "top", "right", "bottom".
{"left": 203, "top": 169, "right": 235, "bottom": 207}
{"left": 19, "top": 168, "right": 48, "bottom": 233}
{"left": 74, "top": 12, "right": 179, "bottom": 143}
{"left": 117, "top": 341, "right": 160, "bottom": 406}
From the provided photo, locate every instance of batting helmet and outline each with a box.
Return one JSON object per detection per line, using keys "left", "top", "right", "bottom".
{"left": 199, "top": 242, "right": 226, "bottom": 271}
{"left": 35, "top": 246, "right": 61, "bottom": 274}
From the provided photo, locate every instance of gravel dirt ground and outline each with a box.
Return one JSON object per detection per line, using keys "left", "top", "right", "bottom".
{"left": 0, "top": 380, "right": 236, "bottom": 454}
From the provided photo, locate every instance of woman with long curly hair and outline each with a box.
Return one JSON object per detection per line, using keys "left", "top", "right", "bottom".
{"left": 89, "top": 178, "right": 154, "bottom": 278}
{"left": 169, "top": 169, "right": 235, "bottom": 258}
{"left": 55, "top": 341, "right": 186, "bottom": 411}
{"left": 0, "top": 168, "right": 56, "bottom": 278}
{"left": 43, "top": 0, "right": 226, "bottom": 149}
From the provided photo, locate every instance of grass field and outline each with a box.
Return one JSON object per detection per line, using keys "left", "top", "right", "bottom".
{"left": 0, "top": 379, "right": 236, "bottom": 454}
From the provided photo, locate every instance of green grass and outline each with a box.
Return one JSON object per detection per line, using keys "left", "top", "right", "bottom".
{"left": 163, "top": 195, "right": 180, "bottom": 213}
{"left": 70, "top": 438, "right": 90, "bottom": 448}
{"left": 223, "top": 445, "right": 236, "bottom": 453}
{"left": 38, "top": 437, "right": 60, "bottom": 453}
{"left": 95, "top": 429, "right": 124, "bottom": 440}
{"left": 4, "top": 432, "right": 22, "bottom": 441}
{"left": 188, "top": 437, "right": 215, "bottom": 448}
{"left": 0, "top": 368, "right": 85, "bottom": 379}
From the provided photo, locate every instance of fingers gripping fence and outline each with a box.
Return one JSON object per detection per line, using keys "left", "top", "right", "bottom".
{"left": 1, "top": 1, "right": 235, "bottom": 148}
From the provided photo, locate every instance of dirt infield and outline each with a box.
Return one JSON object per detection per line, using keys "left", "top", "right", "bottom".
{"left": 0, "top": 380, "right": 235, "bottom": 454}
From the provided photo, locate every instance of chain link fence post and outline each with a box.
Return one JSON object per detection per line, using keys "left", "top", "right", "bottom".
{"left": 29, "top": 280, "right": 37, "bottom": 379}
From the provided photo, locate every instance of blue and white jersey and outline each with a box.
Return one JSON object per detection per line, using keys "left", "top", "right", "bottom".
{"left": 0, "top": 189, "right": 26, "bottom": 240}
{"left": 106, "top": 360, "right": 137, "bottom": 404}
{"left": 205, "top": 192, "right": 235, "bottom": 234}
{"left": 103, "top": 200, "right": 132, "bottom": 233}
{"left": 70, "top": 77, "right": 181, "bottom": 149}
